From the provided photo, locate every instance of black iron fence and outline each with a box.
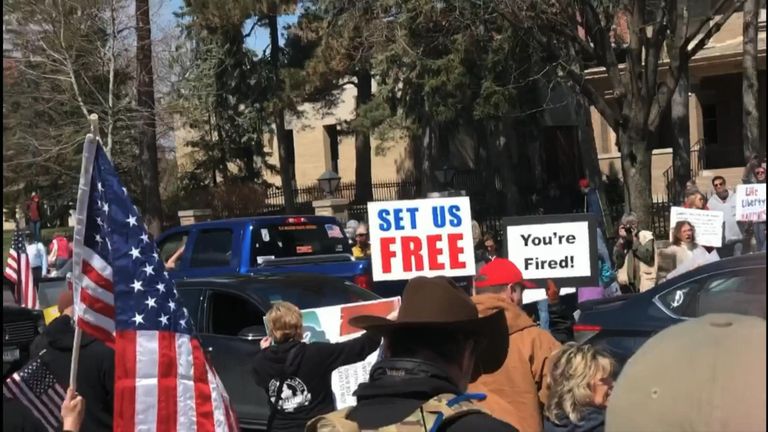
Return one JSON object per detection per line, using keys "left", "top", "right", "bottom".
{"left": 257, "top": 177, "right": 674, "bottom": 240}
{"left": 663, "top": 139, "right": 706, "bottom": 202}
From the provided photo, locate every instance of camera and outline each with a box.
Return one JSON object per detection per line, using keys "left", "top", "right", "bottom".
{"left": 625, "top": 226, "right": 633, "bottom": 236}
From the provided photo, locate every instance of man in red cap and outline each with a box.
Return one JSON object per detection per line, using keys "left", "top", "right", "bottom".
{"left": 469, "top": 258, "right": 561, "bottom": 432}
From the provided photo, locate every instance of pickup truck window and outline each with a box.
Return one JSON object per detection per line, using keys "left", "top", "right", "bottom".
{"left": 159, "top": 233, "right": 188, "bottom": 270}
{"left": 250, "top": 222, "right": 350, "bottom": 266}
{"left": 190, "top": 229, "right": 233, "bottom": 268}
{"left": 206, "top": 290, "right": 265, "bottom": 337}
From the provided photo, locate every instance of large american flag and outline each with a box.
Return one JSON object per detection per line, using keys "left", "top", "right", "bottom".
{"left": 4, "top": 228, "right": 38, "bottom": 309}
{"left": 71, "top": 136, "right": 237, "bottom": 431}
{"left": 3, "top": 357, "right": 66, "bottom": 432}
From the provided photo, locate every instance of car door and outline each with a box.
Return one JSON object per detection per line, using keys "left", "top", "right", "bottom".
{"left": 197, "top": 287, "right": 269, "bottom": 429}
{"left": 655, "top": 266, "right": 766, "bottom": 320}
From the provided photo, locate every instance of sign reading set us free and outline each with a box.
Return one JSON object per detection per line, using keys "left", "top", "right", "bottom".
{"left": 367, "top": 197, "right": 476, "bottom": 281}
{"left": 504, "top": 214, "right": 599, "bottom": 287}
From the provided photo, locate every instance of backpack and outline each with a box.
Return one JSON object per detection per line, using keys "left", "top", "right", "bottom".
{"left": 305, "top": 393, "right": 487, "bottom": 432}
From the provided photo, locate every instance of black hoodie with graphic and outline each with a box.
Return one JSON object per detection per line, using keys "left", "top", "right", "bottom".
{"left": 252, "top": 331, "right": 381, "bottom": 432}
{"left": 30, "top": 314, "right": 114, "bottom": 432}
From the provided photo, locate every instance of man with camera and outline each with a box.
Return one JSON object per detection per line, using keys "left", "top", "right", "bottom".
{"left": 613, "top": 213, "right": 656, "bottom": 293}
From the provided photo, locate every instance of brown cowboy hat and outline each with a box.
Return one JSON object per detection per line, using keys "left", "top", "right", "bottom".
{"left": 349, "top": 276, "right": 508, "bottom": 381}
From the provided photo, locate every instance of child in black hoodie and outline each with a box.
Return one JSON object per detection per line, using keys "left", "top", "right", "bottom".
{"left": 253, "top": 301, "right": 386, "bottom": 432}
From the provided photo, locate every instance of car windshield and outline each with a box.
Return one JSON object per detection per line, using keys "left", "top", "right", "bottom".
{"left": 252, "top": 280, "right": 380, "bottom": 310}
{"left": 251, "top": 221, "right": 351, "bottom": 265}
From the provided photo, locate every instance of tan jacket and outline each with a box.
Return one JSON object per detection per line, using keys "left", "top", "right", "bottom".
{"left": 468, "top": 294, "right": 561, "bottom": 432}
{"left": 616, "top": 230, "right": 657, "bottom": 292}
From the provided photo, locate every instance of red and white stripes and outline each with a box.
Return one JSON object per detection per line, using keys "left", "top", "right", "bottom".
{"left": 114, "top": 331, "right": 236, "bottom": 432}
{"left": 75, "top": 246, "right": 115, "bottom": 345}
{"left": 5, "top": 249, "right": 38, "bottom": 309}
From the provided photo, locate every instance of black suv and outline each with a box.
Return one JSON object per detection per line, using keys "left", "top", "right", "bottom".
{"left": 3, "top": 279, "right": 45, "bottom": 379}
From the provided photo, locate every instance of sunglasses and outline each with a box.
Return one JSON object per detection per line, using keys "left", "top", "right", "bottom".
{"left": 356, "top": 233, "right": 368, "bottom": 237}
{"left": 714, "top": 182, "right": 725, "bottom": 187}
{"left": 756, "top": 170, "right": 766, "bottom": 175}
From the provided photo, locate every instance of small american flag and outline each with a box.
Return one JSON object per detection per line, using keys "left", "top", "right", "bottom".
{"left": 3, "top": 229, "right": 38, "bottom": 309}
{"left": 2, "top": 357, "right": 66, "bottom": 432}
{"left": 71, "top": 136, "right": 237, "bottom": 431}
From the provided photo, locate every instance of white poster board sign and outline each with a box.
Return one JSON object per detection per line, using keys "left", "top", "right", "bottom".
{"left": 669, "top": 207, "right": 723, "bottom": 248}
{"left": 504, "top": 214, "right": 598, "bottom": 288}
{"left": 285, "top": 298, "right": 400, "bottom": 409}
{"left": 735, "top": 184, "right": 766, "bottom": 222}
{"left": 367, "top": 197, "right": 475, "bottom": 281}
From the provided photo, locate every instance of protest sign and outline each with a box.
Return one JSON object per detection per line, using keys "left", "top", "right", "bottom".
{"left": 299, "top": 298, "right": 400, "bottom": 408}
{"left": 669, "top": 207, "right": 723, "bottom": 247}
{"left": 735, "top": 184, "right": 766, "bottom": 222}
{"left": 503, "top": 214, "right": 598, "bottom": 288}
{"left": 367, "top": 197, "right": 475, "bottom": 281}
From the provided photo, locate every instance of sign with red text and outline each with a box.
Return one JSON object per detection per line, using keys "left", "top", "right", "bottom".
{"left": 368, "top": 197, "right": 475, "bottom": 281}
{"left": 300, "top": 298, "right": 400, "bottom": 408}
{"left": 735, "top": 184, "right": 766, "bottom": 222}
{"left": 504, "top": 214, "right": 598, "bottom": 287}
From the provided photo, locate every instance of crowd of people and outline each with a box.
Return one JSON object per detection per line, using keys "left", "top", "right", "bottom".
{"left": 4, "top": 160, "right": 765, "bottom": 432}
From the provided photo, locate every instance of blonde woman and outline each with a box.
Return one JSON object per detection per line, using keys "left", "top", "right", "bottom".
{"left": 253, "top": 301, "right": 390, "bottom": 432}
{"left": 543, "top": 343, "right": 617, "bottom": 432}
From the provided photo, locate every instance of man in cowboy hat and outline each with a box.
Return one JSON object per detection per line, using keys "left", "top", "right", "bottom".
{"left": 469, "top": 258, "right": 561, "bottom": 432}
{"left": 307, "top": 276, "right": 517, "bottom": 431}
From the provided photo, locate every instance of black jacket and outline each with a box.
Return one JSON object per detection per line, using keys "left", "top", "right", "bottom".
{"left": 543, "top": 407, "right": 606, "bottom": 432}
{"left": 2, "top": 396, "right": 47, "bottom": 432}
{"left": 346, "top": 358, "right": 518, "bottom": 432}
{"left": 31, "top": 315, "right": 114, "bottom": 432}
{"left": 252, "top": 331, "right": 381, "bottom": 432}
{"left": 547, "top": 301, "right": 576, "bottom": 344}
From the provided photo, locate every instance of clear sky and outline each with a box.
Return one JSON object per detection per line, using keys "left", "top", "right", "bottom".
{"left": 155, "top": 0, "right": 298, "bottom": 54}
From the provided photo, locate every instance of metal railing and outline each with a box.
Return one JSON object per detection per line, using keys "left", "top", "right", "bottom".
{"left": 663, "top": 138, "right": 706, "bottom": 203}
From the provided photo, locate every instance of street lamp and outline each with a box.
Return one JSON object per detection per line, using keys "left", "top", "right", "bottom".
{"left": 317, "top": 170, "right": 341, "bottom": 198}
{"left": 434, "top": 163, "right": 456, "bottom": 189}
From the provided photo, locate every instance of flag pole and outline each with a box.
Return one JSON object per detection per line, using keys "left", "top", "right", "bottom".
{"left": 69, "top": 114, "right": 100, "bottom": 391}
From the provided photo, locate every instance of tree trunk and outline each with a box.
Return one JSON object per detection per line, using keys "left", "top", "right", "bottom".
{"left": 619, "top": 128, "right": 653, "bottom": 228}
{"left": 576, "top": 95, "right": 611, "bottom": 228}
{"left": 742, "top": 0, "right": 760, "bottom": 162}
{"left": 671, "top": 61, "right": 691, "bottom": 203}
{"left": 354, "top": 70, "right": 373, "bottom": 203}
{"left": 417, "top": 124, "right": 437, "bottom": 195}
{"left": 268, "top": 14, "right": 295, "bottom": 212}
{"left": 135, "top": 0, "right": 163, "bottom": 237}
{"left": 496, "top": 125, "right": 520, "bottom": 215}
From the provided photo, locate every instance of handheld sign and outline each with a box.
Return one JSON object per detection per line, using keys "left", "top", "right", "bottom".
{"left": 368, "top": 197, "right": 475, "bottom": 281}
{"left": 669, "top": 207, "right": 724, "bottom": 248}
{"left": 504, "top": 214, "right": 598, "bottom": 287}
{"left": 735, "top": 184, "right": 766, "bottom": 222}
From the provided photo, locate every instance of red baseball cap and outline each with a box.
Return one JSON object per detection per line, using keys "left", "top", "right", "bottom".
{"left": 474, "top": 258, "right": 537, "bottom": 289}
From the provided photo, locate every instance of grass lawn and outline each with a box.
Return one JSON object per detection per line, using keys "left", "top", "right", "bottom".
{"left": 2, "top": 226, "right": 74, "bottom": 254}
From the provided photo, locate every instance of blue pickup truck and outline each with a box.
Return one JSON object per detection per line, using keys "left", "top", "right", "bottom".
{"left": 156, "top": 215, "right": 376, "bottom": 290}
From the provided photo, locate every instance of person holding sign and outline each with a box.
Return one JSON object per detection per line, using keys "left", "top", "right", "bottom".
{"left": 613, "top": 213, "right": 656, "bottom": 294}
{"left": 469, "top": 258, "right": 562, "bottom": 432}
{"left": 253, "top": 301, "right": 386, "bottom": 432}
{"left": 664, "top": 221, "right": 716, "bottom": 279}
{"left": 708, "top": 176, "right": 745, "bottom": 258}
{"left": 741, "top": 156, "right": 766, "bottom": 252}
